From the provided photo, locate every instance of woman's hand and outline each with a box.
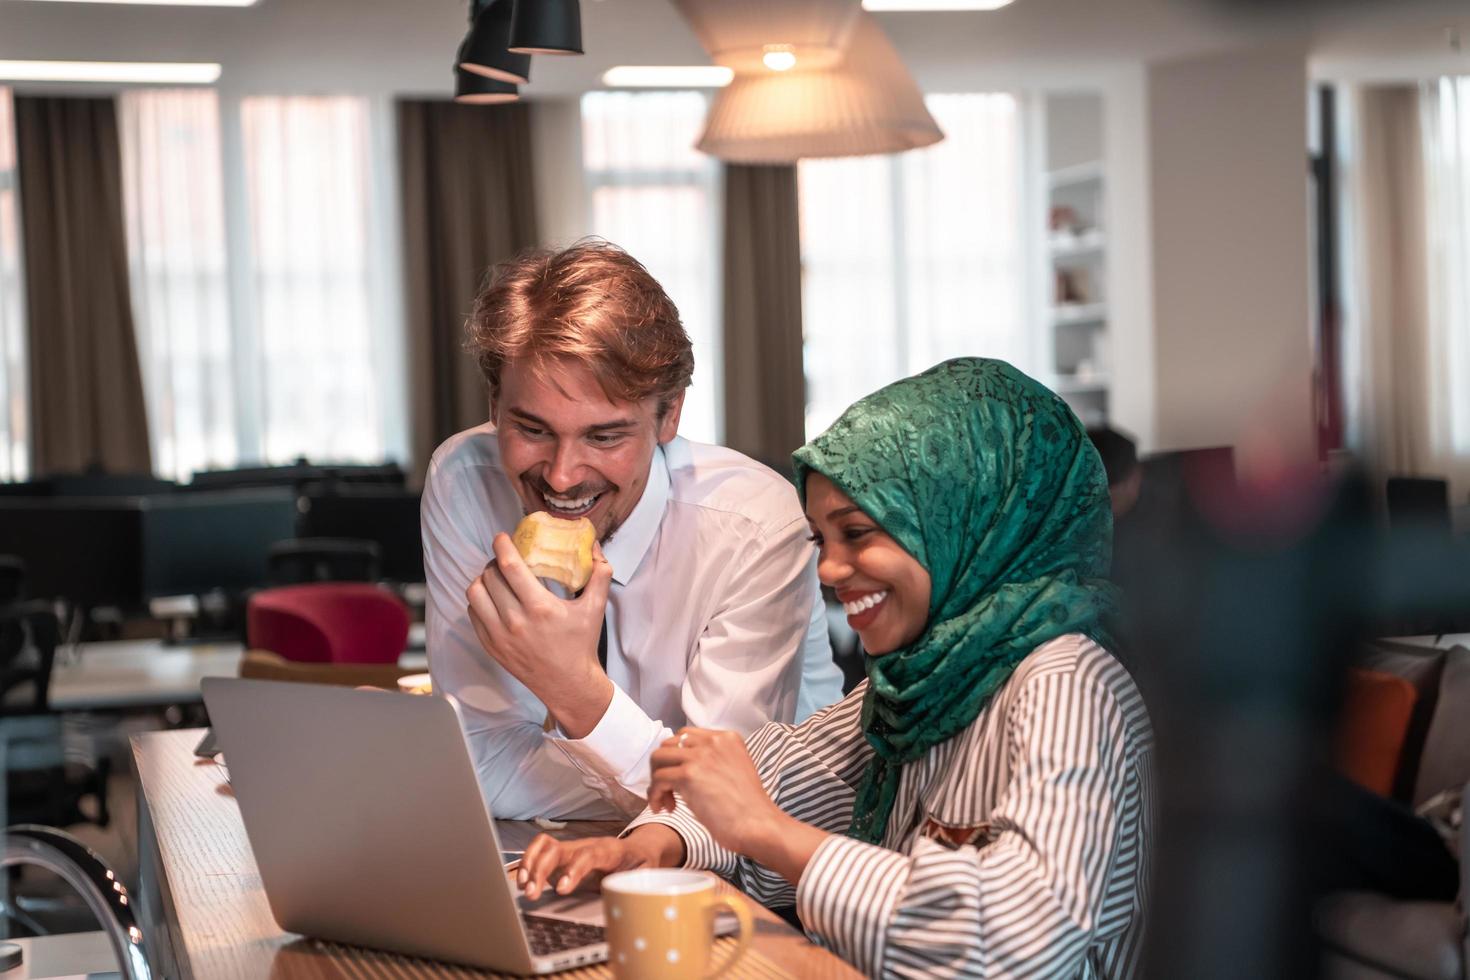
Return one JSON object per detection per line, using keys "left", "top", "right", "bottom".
{"left": 517, "top": 825, "right": 684, "bottom": 900}
{"left": 649, "top": 727, "right": 834, "bottom": 887}
{"left": 648, "top": 728, "right": 786, "bottom": 856}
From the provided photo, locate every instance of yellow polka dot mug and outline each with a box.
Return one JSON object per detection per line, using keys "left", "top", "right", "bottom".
{"left": 600, "top": 869, "right": 753, "bottom": 979}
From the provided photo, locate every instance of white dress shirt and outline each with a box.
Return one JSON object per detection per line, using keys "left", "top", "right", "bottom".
{"left": 423, "top": 423, "right": 844, "bottom": 821}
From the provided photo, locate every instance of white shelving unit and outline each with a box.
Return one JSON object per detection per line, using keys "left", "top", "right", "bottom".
{"left": 1052, "top": 301, "right": 1108, "bottom": 326}
{"left": 1039, "top": 93, "right": 1109, "bottom": 429}
{"left": 1046, "top": 160, "right": 1105, "bottom": 190}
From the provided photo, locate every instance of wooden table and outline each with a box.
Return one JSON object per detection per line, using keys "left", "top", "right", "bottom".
{"left": 50, "top": 639, "right": 429, "bottom": 711}
{"left": 132, "top": 729, "right": 860, "bottom": 979}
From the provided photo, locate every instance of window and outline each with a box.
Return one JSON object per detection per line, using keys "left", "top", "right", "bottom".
{"left": 1423, "top": 76, "right": 1470, "bottom": 458}
{"left": 120, "top": 89, "right": 236, "bottom": 481}
{"left": 0, "top": 88, "right": 27, "bottom": 481}
{"left": 121, "top": 93, "right": 405, "bottom": 478}
{"left": 581, "top": 91, "right": 722, "bottom": 445}
{"left": 799, "top": 93, "right": 1026, "bottom": 438}
{"left": 240, "top": 96, "right": 399, "bottom": 465}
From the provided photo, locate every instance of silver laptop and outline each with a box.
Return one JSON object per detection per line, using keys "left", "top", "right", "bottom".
{"left": 201, "top": 677, "right": 611, "bottom": 974}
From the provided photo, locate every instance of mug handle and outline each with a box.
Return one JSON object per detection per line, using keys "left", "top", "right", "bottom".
{"left": 702, "top": 893, "right": 753, "bottom": 979}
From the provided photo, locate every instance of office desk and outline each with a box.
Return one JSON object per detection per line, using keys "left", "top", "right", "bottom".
{"left": 50, "top": 640, "right": 243, "bottom": 711}
{"left": 132, "top": 729, "right": 859, "bottom": 980}
{"left": 50, "top": 640, "right": 429, "bottom": 711}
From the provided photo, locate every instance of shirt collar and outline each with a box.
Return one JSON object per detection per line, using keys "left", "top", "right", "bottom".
{"left": 601, "top": 442, "right": 671, "bottom": 586}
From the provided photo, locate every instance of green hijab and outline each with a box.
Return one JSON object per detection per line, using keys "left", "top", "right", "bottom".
{"left": 792, "top": 358, "right": 1118, "bottom": 846}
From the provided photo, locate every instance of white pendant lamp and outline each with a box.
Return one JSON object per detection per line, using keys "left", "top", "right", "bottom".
{"left": 672, "top": 0, "right": 862, "bottom": 73}
{"left": 694, "top": 12, "right": 943, "bottom": 163}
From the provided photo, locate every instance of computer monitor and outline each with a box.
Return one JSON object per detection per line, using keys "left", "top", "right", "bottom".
{"left": 187, "top": 462, "right": 406, "bottom": 493}
{"left": 0, "top": 498, "right": 149, "bottom": 609}
{"left": 0, "top": 473, "right": 176, "bottom": 497}
{"left": 140, "top": 490, "right": 301, "bottom": 599}
{"left": 297, "top": 486, "right": 424, "bottom": 584}
{"left": 0, "top": 489, "right": 298, "bottom": 610}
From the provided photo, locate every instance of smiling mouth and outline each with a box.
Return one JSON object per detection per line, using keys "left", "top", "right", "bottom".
{"left": 842, "top": 590, "right": 889, "bottom": 617}
{"left": 537, "top": 488, "right": 608, "bottom": 519}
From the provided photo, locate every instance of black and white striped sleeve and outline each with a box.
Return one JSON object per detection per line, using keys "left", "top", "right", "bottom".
{"left": 624, "top": 686, "right": 873, "bottom": 907}
{"left": 796, "top": 670, "right": 1143, "bottom": 978}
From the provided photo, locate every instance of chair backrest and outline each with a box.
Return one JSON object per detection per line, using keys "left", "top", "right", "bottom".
{"left": 1385, "top": 476, "right": 1451, "bottom": 533}
{"left": 0, "top": 601, "right": 60, "bottom": 714}
{"left": 239, "top": 649, "right": 417, "bottom": 688}
{"left": 267, "top": 538, "right": 381, "bottom": 586}
{"left": 0, "top": 555, "right": 24, "bottom": 605}
{"left": 246, "top": 583, "right": 409, "bottom": 665}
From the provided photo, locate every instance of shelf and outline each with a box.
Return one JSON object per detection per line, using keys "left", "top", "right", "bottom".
{"left": 1047, "top": 161, "right": 1104, "bottom": 190}
{"left": 1053, "top": 374, "right": 1110, "bottom": 396}
{"left": 1049, "top": 231, "right": 1105, "bottom": 260}
{"left": 1051, "top": 303, "right": 1107, "bottom": 326}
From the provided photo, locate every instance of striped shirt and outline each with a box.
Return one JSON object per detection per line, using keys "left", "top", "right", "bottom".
{"left": 627, "top": 634, "right": 1155, "bottom": 979}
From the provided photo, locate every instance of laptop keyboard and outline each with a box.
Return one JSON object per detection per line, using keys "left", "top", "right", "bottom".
{"left": 522, "top": 914, "right": 606, "bottom": 956}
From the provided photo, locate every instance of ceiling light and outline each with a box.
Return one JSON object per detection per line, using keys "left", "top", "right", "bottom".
{"left": 695, "top": 13, "right": 943, "bottom": 163}
{"left": 601, "top": 66, "right": 733, "bottom": 88}
{"left": 862, "top": 0, "right": 1015, "bottom": 9}
{"left": 673, "top": 0, "right": 861, "bottom": 73}
{"left": 762, "top": 44, "right": 797, "bottom": 71}
{"left": 12, "top": 0, "right": 256, "bottom": 4}
{"left": 454, "top": 66, "right": 519, "bottom": 104}
{"left": 0, "top": 60, "right": 222, "bottom": 84}
{"left": 509, "top": 0, "right": 583, "bottom": 56}
{"left": 459, "top": 0, "right": 530, "bottom": 85}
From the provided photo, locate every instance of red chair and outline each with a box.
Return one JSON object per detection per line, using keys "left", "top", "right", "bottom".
{"left": 246, "top": 583, "right": 410, "bottom": 665}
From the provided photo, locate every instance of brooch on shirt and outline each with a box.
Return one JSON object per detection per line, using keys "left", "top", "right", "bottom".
{"left": 920, "top": 818, "right": 991, "bottom": 849}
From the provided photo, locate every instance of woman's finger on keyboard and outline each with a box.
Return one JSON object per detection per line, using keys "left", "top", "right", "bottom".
{"left": 520, "top": 833, "right": 565, "bottom": 900}
{"left": 556, "top": 840, "right": 624, "bottom": 894}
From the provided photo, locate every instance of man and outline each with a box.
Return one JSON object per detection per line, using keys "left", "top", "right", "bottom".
{"left": 423, "top": 241, "right": 843, "bottom": 821}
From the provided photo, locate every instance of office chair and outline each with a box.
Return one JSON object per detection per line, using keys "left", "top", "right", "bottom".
{"left": 247, "top": 583, "right": 410, "bottom": 665}
{"left": 1386, "top": 477, "right": 1452, "bottom": 534}
{"left": 266, "top": 538, "right": 381, "bottom": 586}
{"left": 3, "top": 826, "right": 151, "bottom": 977}
{"left": 0, "top": 603, "right": 109, "bottom": 829}
{"left": 0, "top": 556, "right": 23, "bottom": 606}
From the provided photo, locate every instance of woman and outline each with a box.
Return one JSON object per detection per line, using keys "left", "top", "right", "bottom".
{"left": 517, "top": 358, "right": 1154, "bottom": 978}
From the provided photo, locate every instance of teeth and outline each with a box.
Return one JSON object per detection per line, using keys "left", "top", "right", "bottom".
{"left": 842, "top": 591, "right": 888, "bottom": 616}
{"left": 545, "top": 493, "right": 597, "bottom": 511}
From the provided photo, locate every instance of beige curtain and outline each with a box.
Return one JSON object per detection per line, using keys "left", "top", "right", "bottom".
{"left": 15, "top": 95, "right": 152, "bottom": 476}
{"left": 721, "top": 163, "right": 805, "bottom": 470}
{"left": 397, "top": 100, "right": 539, "bottom": 479}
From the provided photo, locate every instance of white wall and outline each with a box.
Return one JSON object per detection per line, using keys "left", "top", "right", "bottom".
{"left": 529, "top": 97, "right": 590, "bottom": 248}
{"left": 1102, "top": 64, "right": 1157, "bottom": 452}
{"left": 1046, "top": 92, "right": 1104, "bottom": 171}
{"left": 1146, "top": 44, "right": 1314, "bottom": 459}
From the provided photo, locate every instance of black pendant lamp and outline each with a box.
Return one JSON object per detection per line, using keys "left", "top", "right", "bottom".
{"left": 460, "top": 0, "right": 531, "bottom": 85}
{"left": 455, "top": 66, "right": 519, "bottom": 104}
{"left": 508, "top": 0, "right": 583, "bottom": 56}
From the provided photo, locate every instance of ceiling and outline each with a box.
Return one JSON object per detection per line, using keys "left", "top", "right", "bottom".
{"left": 0, "top": 0, "right": 1466, "bottom": 98}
